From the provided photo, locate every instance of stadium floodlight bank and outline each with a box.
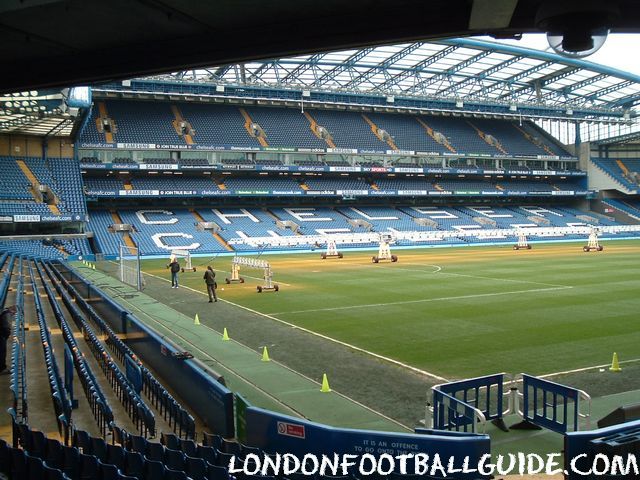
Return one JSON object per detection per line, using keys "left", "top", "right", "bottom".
{"left": 119, "top": 245, "right": 144, "bottom": 291}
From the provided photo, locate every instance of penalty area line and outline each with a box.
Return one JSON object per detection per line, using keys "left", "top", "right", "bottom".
{"left": 142, "top": 270, "right": 449, "bottom": 383}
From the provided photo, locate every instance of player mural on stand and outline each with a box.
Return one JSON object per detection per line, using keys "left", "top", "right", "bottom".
{"left": 167, "top": 255, "right": 181, "bottom": 288}
{"left": 204, "top": 266, "right": 218, "bottom": 303}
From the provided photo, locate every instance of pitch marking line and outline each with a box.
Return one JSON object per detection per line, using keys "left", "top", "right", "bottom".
{"left": 271, "top": 286, "right": 573, "bottom": 315}
{"left": 140, "top": 270, "right": 449, "bottom": 383}
{"left": 539, "top": 357, "right": 640, "bottom": 379}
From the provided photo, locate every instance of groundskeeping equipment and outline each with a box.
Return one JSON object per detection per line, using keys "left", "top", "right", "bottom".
{"left": 513, "top": 231, "right": 531, "bottom": 250}
{"left": 171, "top": 249, "right": 197, "bottom": 272}
{"left": 320, "top": 238, "right": 343, "bottom": 259}
{"left": 227, "top": 256, "right": 279, "bottom": 293}
{"left": 583, "top": 227, "right": 604, "bottom": 252}
{"left": 372, "top": 233, "right": 398, "bottom": 263}
{"left": 119, "top": 245, "right": 145, "bottom": 291}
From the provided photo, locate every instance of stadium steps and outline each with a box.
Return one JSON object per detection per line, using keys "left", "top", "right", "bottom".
{"left": 239, "top": 108, "right": 269, "bottom": 147}
{"left": 433, "top": 183, "right": 444, "bottom": 191}
{"left": 299, "top": 182, "right": 309, "bottom": 191}
{"left": 96, "top": 102, "right": 116, "bottom": 143}
{"left": 303, "top": 111, "right": 336, "bottom": 148}
{"left": 466, "top": 121, "right": 508, "bottom": 154}
{"left": 170, "top": 105, "right": 195, "bottom": 145}
{"left": 616, "top": 159, "right": 632, "bottom": 178}
{"left": 110, "top": 211, "right": 137, "bottom": 249}
{"left": 370, "top": 181, "right": 380, "bottom": 190}
{"left": 415, "top": 117, "right": 457, "bottom": 153}
{"left": 512, "top": 123, "right": 555, "bottom": 156}
{"left": 15, "top": 159, "right": 44, "bottom": 202}
{"left": 495, "top": 184, "right": 505, "bottom": 191}
{"left": 123, "top": 178, "right": 133, "bottom": 190}
{"left": 215, "top": 177, "right": 227, "bottom": 190}
{"left": 190, "top": 210, "right": 234, "bottom": 251}
{"left": 361, "top": 114, "right": 398, "bottom": 150}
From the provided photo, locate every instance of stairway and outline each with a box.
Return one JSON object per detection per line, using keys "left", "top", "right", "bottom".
{"left": 415, "top": 118, "right": 456, "bottom": 153}
{"left": 170, "top": 105, "right": 195, "bottom": 145}
{"left": 110, "top": 211, "right": 137, "bottom": 249}
{"left": 15, "top": 159, "right": 43, "bottom": 202}
{"left": 512, "top": 124, "right": 555, "bottom": 156}
{"left": 466, "top": 121, "right": 507, "bottom": 154}
{"left": 239, "top": 108, "right": 269, "bottom": 147}
{"left": 303, "top": 111, "right": 336, "bottom": 148}
{"left": 361, "top": 114, "right": 398, "bottom": 150}
{"left": 190, "top": 210, "right": 234, "bottom": 251}
{"left": 96, "top": 102, "right": 116, "bottom": 143}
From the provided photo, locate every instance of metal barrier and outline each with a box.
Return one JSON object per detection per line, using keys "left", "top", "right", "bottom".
{"left": 515, "top": 374, "right": 591, "bottom": 433}
{"left": 429, "top": 373, "right": 507, "bottom": 434}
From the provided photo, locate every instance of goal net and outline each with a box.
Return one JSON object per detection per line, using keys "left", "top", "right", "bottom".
{"left": 170, "top": 249, "right": 194, "bottom": 271}
{"left": 120, "top": 245, "right": 144, "bottom": 290}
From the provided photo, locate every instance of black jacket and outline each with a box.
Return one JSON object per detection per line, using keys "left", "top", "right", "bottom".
{"left": 203, "top": 270, "right": 216, "bottom": 285}
{"left": 169, "top": 261, "right": 180, "bottom": 273}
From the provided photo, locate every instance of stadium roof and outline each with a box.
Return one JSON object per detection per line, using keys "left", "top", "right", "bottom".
{"left": 151, "top": 38, "right": 640, "bottom": 117}
{"left": 0, "top": 90, "right": 79, "bottom": 137}
{"left": 2, "top": 0, "right": 640, "bottom": 94}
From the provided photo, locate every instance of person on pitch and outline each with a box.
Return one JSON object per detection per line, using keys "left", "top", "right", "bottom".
{"left": 203, "top": 266, "right": 217, "bottom": 303}
{"left": 168, "top": 257, "right": 181, "bottom": 288}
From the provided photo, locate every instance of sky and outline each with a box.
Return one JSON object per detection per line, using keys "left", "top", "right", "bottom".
{"left": 485, "top": 33, "right": 640, "bottom": 77}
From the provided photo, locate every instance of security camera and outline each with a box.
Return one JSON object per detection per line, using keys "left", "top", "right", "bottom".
{"left": 535, "top": 0, "right": 620, "bottom": 58}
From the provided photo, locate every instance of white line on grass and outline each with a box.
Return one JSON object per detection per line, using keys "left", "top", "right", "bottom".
{"left": 375, "top": 262, "right": 570, "bottom": 288}
{"left": 539, "top": 357, "right": 640, "bottom": 378}
{"left": 271, "top": 286, "right": 573, "bottom": 315}
{"left": 141, "top": 270, "right": 450, "bottom": 383}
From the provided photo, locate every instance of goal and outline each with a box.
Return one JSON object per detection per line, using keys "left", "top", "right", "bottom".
{"left": 119, "top": 245, "right": 144, "bottom": 290}
{"left": 170, "top": 249, "right": 196, "bottom": 272}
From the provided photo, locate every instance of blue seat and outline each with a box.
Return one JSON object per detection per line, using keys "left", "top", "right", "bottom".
{"left": 214, "top": 450, "right": 235, "bottom": 468}
{"left": 127, "top": 435, "right": 147, "bottom": 455}
{"left": 99, "top": 459, "right": 121, "bottom": 480}
{"left": 29, "top": 430, "right": 47, "bottom": 458}
{"left": 27, "top": 452, "right": 45, "bottom": 480}
{"left": 124, "top": 450, "right": 144, "bottom": 478}
{"left": 164, "top": 448, "right": 185, "bottom": 470}
{"left": 74, "top": 430, "right": 92, "bottom": 454}
{"left": 79, "top": 453, "right": 99, "bottom": 480}
{"left": 43, "top": 462, "right": 69, "bottom": 480}
{"left": 45, "top": 438, "right": 64, "bottom": 469}
{"left": 10, "top": 446, "right": 27, "bottom": 479}
{"left": 201, "top": 433, "right": 222, "bottom": 450}
{"left": 160, "top": 432, "right": 179, "bottom": 450}
{"left": 220, "top": 439, "right": 241, "bottom": 456}
{"left": 185, "top": 455, "right": 207, "bottom": 480}
{"left": 144, "top": 459, "right": 165, "bottom": 480}
{"left": 90, "top": 436, "right": 108, "bottom": 461}
{"left": 111, "top": 425, "right": 128, "bottom": 447}
{"left": 145, "top": 441, "right": 164, "bottom": 462}
{"left": 196, "top": 445, "right": 217, "bottom": 465}
{"left": 207, "top": 464, "right": 232, "bottom": 480}
{"left": 179, "top": 439, "right": 197, "bottom": 457}
{"left": 164, "top": 467, "right": 189, "bottom": 480}
{"left": 62, "top": 445, "right": 80, "bottom": 479}
{"left": 0, "top": 438, "right": 10, "bottom": 474}
{"left": 106, "top": 444, "right": 125, "bottom": 470}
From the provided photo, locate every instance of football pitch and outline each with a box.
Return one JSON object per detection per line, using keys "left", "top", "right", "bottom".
{"left": 140, "top": 240, "right": 640, "bottom": 381}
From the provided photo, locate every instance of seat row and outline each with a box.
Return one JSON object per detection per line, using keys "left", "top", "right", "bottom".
{"left": 43, "top": 261, "right": 156, "bottom": 437}
{"left": 49, "top": 260, "right": 195, "bottom": 439}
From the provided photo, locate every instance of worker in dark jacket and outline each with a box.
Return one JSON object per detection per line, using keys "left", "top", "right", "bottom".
{"left": 203, "top": 266, "right": 217, "bottom": 303}
{"left": 168, "top": 258, "right": 180, "bottom": 288}
{"left": 0, "top": 305, "right": 16, "bottom": 374}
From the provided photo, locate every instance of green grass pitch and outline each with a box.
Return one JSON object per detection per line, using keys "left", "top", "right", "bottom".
{"left": 141, "top": 240, "right": 640, "bottom": 380}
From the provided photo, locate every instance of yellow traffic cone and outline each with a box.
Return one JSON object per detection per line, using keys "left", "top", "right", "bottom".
{"left": 92, "top": 264, "right": 96, "bottom": 270}
{"left": 610, "top": 352, "right": 622, "bottom": 372}
{"left": 261, "top": 346, "right": 270, "bottom": 362}
{"left": 320, "top": 373, "right": 331, "bottom": 393}
{"left": 222, "top": 328, "right": 230, "bottom": 341}
{"left": 194, "top": 314, "right": 200, "bottom": 326}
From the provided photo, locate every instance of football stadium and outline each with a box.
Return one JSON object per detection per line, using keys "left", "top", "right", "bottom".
{"left": 3, "top": 2, "right": 640, "bottom": 479}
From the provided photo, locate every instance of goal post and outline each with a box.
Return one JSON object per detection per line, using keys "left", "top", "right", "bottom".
{"left": 170, "top": 249, "right": 196, "bottom": 272}
{"left": 119, "top": 245, "right": 144, "bottom": 291}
